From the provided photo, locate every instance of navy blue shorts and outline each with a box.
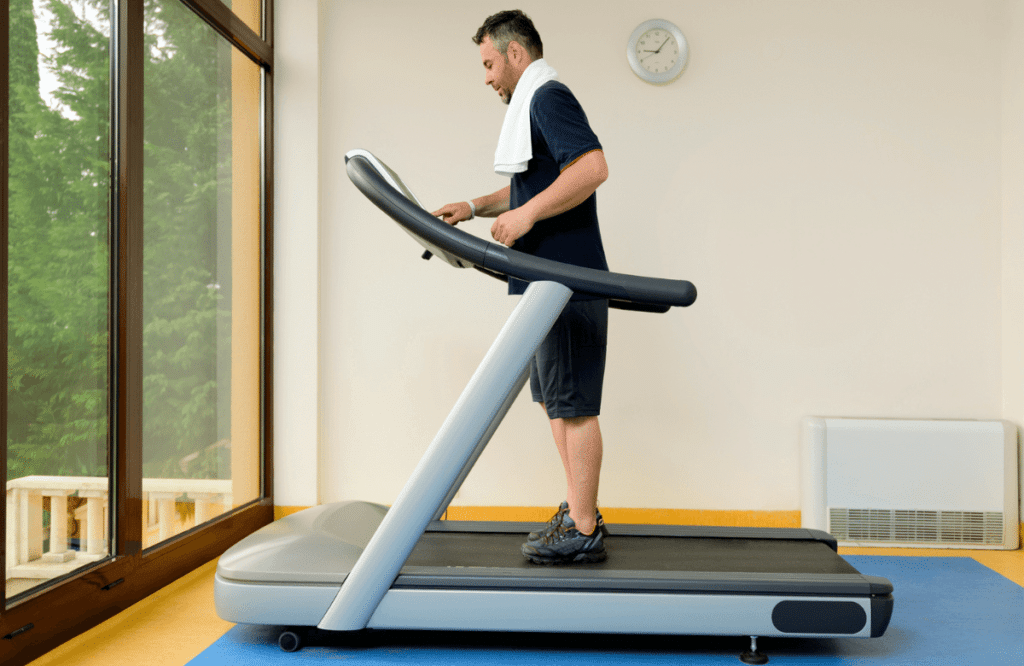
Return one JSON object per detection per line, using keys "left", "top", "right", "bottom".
{"left": 530, "top": 299, "right": 608, "bottom": 420}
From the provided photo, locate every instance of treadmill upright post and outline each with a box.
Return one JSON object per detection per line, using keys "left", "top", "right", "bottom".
{"left": 318, "top": 280, "right": 574, "bottom": 632}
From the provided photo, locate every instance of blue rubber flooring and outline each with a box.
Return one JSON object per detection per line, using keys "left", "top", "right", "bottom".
{"left": 190, "top": 556, "right": 1023, "bottom": 665}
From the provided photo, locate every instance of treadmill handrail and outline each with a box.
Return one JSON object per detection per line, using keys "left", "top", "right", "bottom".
{"left": 345, "top": 152, "right": 697, "bottom": 309}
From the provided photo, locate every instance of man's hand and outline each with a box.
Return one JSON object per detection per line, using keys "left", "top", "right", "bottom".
{"left": 491, "top": 208, "right": 536, "bottom": 247}
{"left": 432, "top": 187, "right": 511, "bottom": 226}
{"left": 431, "top": 202, "right": 473, "bottom": 225}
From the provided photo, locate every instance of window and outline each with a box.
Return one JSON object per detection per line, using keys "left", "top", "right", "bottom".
{"left": 6, "top": 0, "right": 112, "bottom": 600}
{"left": 2, "top": 2, "right": 272, "bottom": 662}
{"left": 141, "top": 0, "right": 262, "bottom": 548}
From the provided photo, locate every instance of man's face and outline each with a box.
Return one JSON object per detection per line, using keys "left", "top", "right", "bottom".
{"left": 480, "top": 36, "right": 518, "bottom": 105}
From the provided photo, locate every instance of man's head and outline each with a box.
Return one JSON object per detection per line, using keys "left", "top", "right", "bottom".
{"left": 473, "top": 10, "right": 543, "bottom": 104}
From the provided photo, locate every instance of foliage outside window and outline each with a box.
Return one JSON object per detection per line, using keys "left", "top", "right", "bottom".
{"left": 7, "top": 0, "right": 262, "bottom": 599}
{"left": 8, "top": 0, "right": 110, "bottom": 482}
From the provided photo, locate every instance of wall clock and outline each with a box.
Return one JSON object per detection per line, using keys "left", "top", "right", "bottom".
{"left": 626, "top": 19, "right": 689, "bottom": 85}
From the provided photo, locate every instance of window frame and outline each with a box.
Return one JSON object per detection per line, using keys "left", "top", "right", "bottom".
{"left": 0, "top": 1, "right": 274, "bottom": 662}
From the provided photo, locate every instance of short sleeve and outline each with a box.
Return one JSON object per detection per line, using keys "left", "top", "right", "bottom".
{"left": 530, "top": 83, "right": 602, "bottom": 171}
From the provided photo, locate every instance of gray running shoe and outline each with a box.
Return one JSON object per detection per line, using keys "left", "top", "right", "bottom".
{"left": 527, "top": 501, "right": 569, "bottom": 543}
{"left": 522, "top": 514, "right": 607, "bottom": 565}
{"left": 527, "top": 502, "right": 611, "bottom": 545}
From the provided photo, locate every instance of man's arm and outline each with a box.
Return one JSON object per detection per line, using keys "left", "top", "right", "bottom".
{"left": 432, "top": 186, "right": 510, "bottom": 225}
{"left": 490, "top": 150, "right": 608, "bottom": 247}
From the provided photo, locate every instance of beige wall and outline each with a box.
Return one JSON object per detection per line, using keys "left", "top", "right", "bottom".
{"left": 1002, "top": 0, "right": 1024, "bottom": 517}
{"left": 279, "top": 0, "right": 1022, "bottom": 513}
{"left": 273, "top": 0, "right": 322, "bottom": 506}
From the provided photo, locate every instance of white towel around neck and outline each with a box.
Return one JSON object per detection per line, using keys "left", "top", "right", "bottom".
{"left": 493, "top": 59, "right": 559, "bottom": 177}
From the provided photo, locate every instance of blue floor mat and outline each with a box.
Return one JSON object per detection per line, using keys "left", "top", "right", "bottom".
{"left": 190, "top": 556, "right": 1023, "bottom": 665}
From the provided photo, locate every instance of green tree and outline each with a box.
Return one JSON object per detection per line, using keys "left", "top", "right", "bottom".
{"left": 141, "top": 0, "right": 232, "bottom": 479}
{"left": 7, "top": 0, "right": 110, "bottom": 478}
{"left": 7, "top": 0, "right": 233, "bottom": 481}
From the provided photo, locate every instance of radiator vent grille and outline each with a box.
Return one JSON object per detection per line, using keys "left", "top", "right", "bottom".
{"left": 829, "top": 508, "right": 1004, "bottom": 545}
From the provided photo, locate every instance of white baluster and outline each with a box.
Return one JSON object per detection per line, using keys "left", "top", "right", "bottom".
{"left": 81, "top": 490, "right": 108, "bottom": 556}
{"left": 19, "top": 489, "right": 43, "bottom": 564}
{"left": 193, "top": 493, "right": 211, "bottom": 525}
{"left": 143, "top": 492, "right": 156, "bottom": 548}
{"left": 43, "top": 491, "right": 75, "bottom": 563}
{"left": 150, "top": 492, "right": 177, "bottom": 543}
{"left": 6, "top": 488, "right": 18, "bottom": 572}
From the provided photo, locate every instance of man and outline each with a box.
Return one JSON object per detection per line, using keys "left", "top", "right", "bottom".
{"left": 432, "top": 10, "right": 611, "bottom": 565}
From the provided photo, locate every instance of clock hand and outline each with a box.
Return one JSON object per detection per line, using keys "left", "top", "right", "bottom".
{"left": 640, "top": 37, "right": 672, "bottom": 56}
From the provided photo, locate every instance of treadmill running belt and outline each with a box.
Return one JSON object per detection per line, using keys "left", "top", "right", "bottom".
{"left": 403, "top": 531, "right": 860, "bottom": 575}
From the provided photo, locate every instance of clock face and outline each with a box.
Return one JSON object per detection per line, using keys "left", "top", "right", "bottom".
{"left": 635, "top": 29, "right": 679, "bottom": 75}
{"left": 626, "top": 19, "right": 688, "bottom": 84}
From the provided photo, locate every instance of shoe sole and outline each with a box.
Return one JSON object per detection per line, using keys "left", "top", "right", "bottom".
{"left": 525, "top": 549, "right": 607, "bottom": 565}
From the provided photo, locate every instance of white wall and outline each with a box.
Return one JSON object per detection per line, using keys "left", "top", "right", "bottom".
{"left": 272, "top": 0, "right": 321, "bottom": 507}
{"left": 278, "top": 0, "right": 1022, "bottom": 514}
{"left": 1001, "top": 0, "right": 1024, "bottom": 518}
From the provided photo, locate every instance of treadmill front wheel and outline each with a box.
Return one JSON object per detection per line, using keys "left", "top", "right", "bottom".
{"left": 278, "top": 629, "right": 303, "bottom": 652}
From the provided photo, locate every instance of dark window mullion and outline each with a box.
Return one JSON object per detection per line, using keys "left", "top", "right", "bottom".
{"left": 1, "top": 0, "right": 11, "bottom": 609}
{"left": 112, "top": 0, "right": 145, "bottom": 559}
{"left": 181, "top": 0, "right": 272, "bottom": 69}
{"left": 260, "top": 0, "right": 275, "bottom": 502}
{"left": 262, "top": 64, "right": 274, "bottom": 503}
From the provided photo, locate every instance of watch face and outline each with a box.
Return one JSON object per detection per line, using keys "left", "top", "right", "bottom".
{"left": 635, "top": 28, "right": 679, "bottom": 74}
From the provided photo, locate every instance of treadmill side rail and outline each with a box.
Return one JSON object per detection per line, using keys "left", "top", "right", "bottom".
{"left": 393, "top": 569, "right": 886, "bottom": 597}
{"left": 367, "top": 588, "right": 882, "bottom": 638}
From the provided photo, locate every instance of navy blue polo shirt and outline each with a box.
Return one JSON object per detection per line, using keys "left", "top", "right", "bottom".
{"left": 508, "top": 81, "right": 609, "bottom": 299}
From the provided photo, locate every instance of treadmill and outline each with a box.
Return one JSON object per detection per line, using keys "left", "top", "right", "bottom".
{"left": 214, "top": 149, "right": 894, "bottom": 663}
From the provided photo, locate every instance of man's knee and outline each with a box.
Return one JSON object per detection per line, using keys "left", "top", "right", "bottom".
{"left": 563, "top": 414, "right": 599, "bottom": 428}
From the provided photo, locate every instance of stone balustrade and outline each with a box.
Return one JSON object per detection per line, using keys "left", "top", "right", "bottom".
{"left": 5, "top": 476, "right": 232, "bottom": 584}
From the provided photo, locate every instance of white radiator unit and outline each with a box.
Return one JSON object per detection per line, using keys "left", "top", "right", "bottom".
{"left": 801, "top": 417, "right": 1019, "bottom": 549}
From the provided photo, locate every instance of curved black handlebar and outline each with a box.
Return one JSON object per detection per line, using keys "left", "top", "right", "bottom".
{"left": 345, "top": 151, "right": 697, "bottom": 310}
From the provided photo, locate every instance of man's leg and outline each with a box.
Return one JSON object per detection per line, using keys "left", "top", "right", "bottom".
{"left": 560, "top": 415, "right": 602, "bottom": 536}
{"left": 543, "top": 405, "right": 574, "bottom": 512}
{"left": 543, "top": 405, "right": 603, "bottom": 537}
{"left": 522, "top": 408, "right": 607, "bottom": 564}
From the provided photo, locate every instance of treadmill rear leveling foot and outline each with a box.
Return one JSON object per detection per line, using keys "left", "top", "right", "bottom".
{"left": 740, "top": 635, "right": 768, "bottom": 664}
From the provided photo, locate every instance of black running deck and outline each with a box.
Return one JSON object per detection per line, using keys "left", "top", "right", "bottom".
{"left": 396, "top": 522, "right": 889, "bottom": 597}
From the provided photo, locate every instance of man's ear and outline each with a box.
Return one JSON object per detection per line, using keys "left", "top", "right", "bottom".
{"left": 507, "top": 40, "right": 531, "bottom": 67}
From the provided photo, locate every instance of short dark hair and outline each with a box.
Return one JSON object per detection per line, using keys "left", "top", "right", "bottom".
{"left": 473, "top": 10, "right": 543, "bottom": 60}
